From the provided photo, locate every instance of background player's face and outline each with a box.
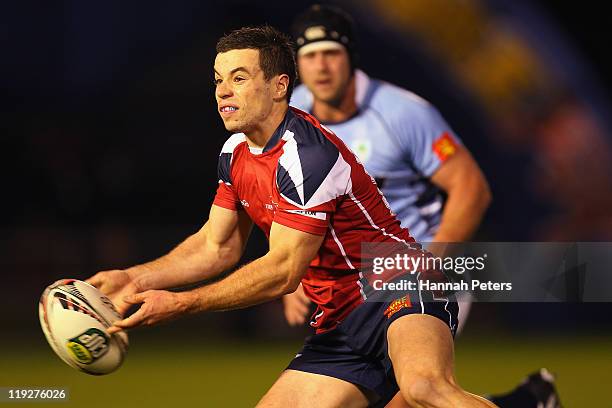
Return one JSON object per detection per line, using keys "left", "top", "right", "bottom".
{"left": 298, "top": 47, "right": 352, "bottom": 106}
{"left": 214, "top": 49, "right": 276, "bottom": 134}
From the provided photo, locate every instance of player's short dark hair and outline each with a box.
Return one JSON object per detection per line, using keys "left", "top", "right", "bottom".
{"left": 216, "top": 25, "right": 297, "bottom": 102}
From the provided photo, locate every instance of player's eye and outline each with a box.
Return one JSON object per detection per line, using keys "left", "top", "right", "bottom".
{"left": 214, "top": 78, "right": 221, "bottom": 86}
{"left": 234, "top": 76, "right": 246, "bottom": 83}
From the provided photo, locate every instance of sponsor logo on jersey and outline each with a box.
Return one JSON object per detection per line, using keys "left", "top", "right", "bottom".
{"left": 384, "top": 296, "right": 412, "bottom": 319}
{"left": 268, "top": 196, "right": 279, "bottom": 209}
{"left": 351, "top": 139, "right": 372, "bottom": 163}
{"left": 66, "top": 328, "right": 109, "bottom": 364}
{"left": 265, "top": 196, "right": 279, "bottom": 211}
{"left": 285, "top": 209, "right": 327, "bottom": 220}
{"left": 310, "top": 309, "right": 325, "bottom": 327}
{"left": 432, "top": 132, "right": 458, "bottom": 161}
{"left": 240, "top": 199, "right": 250, "bottom": 208}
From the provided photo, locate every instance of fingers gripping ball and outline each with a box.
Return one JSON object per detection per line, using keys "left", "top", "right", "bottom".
{"left": 39, "top": 279, "right": 129, "bottom": 375}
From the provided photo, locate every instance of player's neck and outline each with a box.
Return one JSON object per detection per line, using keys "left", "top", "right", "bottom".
{"left": 312, "top": 76, "right": 357, "bottom": 124}
{"left": 245, "top": 103, "right": 289, "bottom": 149}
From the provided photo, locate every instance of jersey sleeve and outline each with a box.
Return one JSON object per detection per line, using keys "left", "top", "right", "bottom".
{"left": 213, "top": 183, "right": 240, "bottom": 211}
{"left": 272, "top": 128, "right": 351, "bottom": 235}
{"left": 390, "top": 96, "right": 462, "bottom": 177}
{"left": 273, "top": 203, "right": 331, "bottom": 235}
{"left": 212, "top": 147, "right": 240, "bottom": 211}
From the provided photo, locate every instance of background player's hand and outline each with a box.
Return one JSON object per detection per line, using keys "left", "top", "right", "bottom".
{"left": 107, "top": 290, "right": 189, "bottom": 334}
{"left": 86, "top": 269, "right": 139, "bottom": 316}
{"left": 282, "top": 284, "right": 311, "bottom": 326}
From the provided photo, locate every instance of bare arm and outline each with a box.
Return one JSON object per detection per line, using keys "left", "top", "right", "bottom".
{"left": 107, "top": 222, "right": 324, "bottom": 333}
{"left": 430, "top": 145, "right": 491, "bottom": 243}
{"left": 186, "top": 222, "right": 324, "bottom": 312}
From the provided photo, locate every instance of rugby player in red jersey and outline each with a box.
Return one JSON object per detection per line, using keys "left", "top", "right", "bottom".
{"left": 86, "top": 26, "right": 498, "bottom": 408}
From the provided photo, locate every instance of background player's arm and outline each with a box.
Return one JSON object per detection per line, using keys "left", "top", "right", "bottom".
{"left": 88, "top": 205, "right": 252, "bottom": 313}
{"left": 107, "top": 222, "right": 323, "bottom": 333}
{"left": 430, "top": 145, "right": 491, "bottom": 242}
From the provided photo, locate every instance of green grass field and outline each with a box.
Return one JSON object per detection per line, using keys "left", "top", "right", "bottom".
{"left": 2, "top": 333, "right": 609, "bottom": 407}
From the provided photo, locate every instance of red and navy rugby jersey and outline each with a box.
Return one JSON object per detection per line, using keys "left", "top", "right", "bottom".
{"left": 213, "top": 107, "right": 416, "bottom": 333}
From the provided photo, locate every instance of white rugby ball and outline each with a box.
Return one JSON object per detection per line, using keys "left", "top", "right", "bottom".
{"left": 39, "top": 279, "right": 129, "bottom": 375}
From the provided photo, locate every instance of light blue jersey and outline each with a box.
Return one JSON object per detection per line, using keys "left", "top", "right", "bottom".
{"left": 290, "top": 70, "right": 461, "bottom": 242}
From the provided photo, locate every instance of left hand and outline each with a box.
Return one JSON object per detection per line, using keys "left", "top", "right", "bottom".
{"left": 107, "top": 290, "right": 191, "bottom": 334}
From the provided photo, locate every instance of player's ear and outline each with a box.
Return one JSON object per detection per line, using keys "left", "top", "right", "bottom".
{"left": 274, "top": 74, "right": 290, "bottom": 100}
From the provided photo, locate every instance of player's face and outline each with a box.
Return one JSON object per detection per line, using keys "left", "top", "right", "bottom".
{"left": 214, "top": 49, "right": 276, "bottom": 134}
{"left": 298, "top": 47, "right": 352, "bottom": 106}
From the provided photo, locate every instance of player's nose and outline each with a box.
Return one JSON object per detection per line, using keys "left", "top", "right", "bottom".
{"left": 216, "top": 81, "right": 233, "bottom": 99}
{"left": 313, "top": 53, "right": 329, "bottom": 70}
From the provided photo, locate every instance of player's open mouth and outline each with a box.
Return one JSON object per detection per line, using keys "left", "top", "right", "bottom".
{"left": 316, "top": 80, "right": 331, "bottom": 85}
{"left": 314, "top": 81, "right": 334, "bottom": 91}
{"left": 219, "top": 105, "right": 239, "bottom": 116}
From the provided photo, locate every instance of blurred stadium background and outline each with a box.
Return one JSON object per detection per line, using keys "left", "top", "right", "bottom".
{"left": 2, "top": 0, "right": 611, "bottom": 406}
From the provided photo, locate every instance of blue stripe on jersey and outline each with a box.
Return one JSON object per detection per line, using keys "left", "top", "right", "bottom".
{"left": 218, "top": 153, "right": 232, "bottom": 184}
{"left": 292, "top": 116, "right": 339, "bottom": 205}
{"left": 264, "top": 109, "right": 294, "bottom": 152}
{"left": 276, "top": 110, "right": 340, "bottom": 207}
{"left": 276, "top": 163, "right": 302, "bottom": 204}
{"left": 218, "top": 133, "right": 246, "bottom": 185}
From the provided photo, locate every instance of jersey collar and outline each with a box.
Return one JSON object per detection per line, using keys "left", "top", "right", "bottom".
{"left": 354, "top": 69, "right": 370, "bottom": 108}
{"left": 262, "top": 108, "right": 296, "bottom": 153}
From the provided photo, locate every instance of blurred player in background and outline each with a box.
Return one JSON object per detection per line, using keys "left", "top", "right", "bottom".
{"left": 88, "top": 25, "right": 498, "bottom": 408}
{"left": 286, "top": 5, "right": 561, "bottom": 408}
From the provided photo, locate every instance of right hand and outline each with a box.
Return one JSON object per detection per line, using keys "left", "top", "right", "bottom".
{"left": 86, "top": 270, "right": 139, "bottom": 317}
{"left": 282, "top": 284, "right": 311, "bottom": 326}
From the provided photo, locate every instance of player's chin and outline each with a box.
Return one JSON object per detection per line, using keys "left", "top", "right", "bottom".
{"left": 222, "top": 120, "right": 243, "bottom": 133}
{"left": 316, "top": 90, "right": 343, "bottom": 105}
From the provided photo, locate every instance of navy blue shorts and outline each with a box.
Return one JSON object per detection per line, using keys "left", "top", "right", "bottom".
{"left": 287, "top": 286, "right": 459, "bottom": 407}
